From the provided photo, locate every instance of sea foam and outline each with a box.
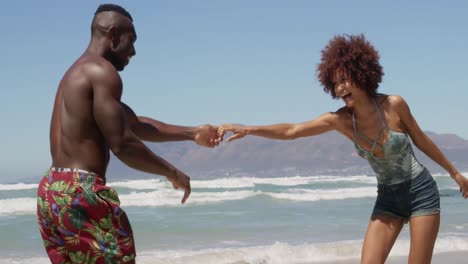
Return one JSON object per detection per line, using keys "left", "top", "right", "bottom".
{"left": 12, "top": 237, "right": 464, "bottom": 264}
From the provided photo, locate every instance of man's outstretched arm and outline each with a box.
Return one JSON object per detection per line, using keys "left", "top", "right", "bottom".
{"left": 91, "top": 63, "right": 191, "bottom": 203}
{"left": 121, "top": 103, "right": 223, "bottom": 148}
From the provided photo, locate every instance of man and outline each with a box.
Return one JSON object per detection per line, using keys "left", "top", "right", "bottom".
{"left": 36, "top": 4, "right": 222, "bottom": 263}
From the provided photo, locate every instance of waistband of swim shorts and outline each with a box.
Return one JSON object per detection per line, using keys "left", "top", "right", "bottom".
{"left": 48, "top": 167, "right": 105, "bottom": 185}
{"left": 50, "top": 167, "right": 98, "bottom": 175}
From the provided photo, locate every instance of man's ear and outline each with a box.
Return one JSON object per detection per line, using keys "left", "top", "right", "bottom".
{"left": 108, "top": 27, "right": 120, "bottom": 49}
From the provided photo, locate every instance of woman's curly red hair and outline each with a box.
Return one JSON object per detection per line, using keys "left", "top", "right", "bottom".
{"left": 316, "top": 34, "right": 384, "bottom": 99}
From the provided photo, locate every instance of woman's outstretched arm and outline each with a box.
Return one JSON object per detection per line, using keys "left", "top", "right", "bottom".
{"left": 219, "top": 112, "right": 342, "bottom": 142}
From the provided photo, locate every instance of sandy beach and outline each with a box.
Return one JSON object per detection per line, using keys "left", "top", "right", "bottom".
{"left": 330, "top": 251, "right": 468, "bottom": 264}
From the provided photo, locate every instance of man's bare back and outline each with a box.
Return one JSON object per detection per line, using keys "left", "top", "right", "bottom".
{"left": 50, "top": 55, "right": 119, "bottom": 176}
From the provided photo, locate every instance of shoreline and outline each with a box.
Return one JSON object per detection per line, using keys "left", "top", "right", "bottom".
{"left": 3, "top": 250, "right": 468, "bottom": 264}
{"left": 330, "top": 251, "right": 468, "bottom": 264}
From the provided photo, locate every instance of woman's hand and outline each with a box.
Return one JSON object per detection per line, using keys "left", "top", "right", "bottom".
{"left": 454, "top": 173, "right": 468, "bottom": 199}
{"left": 219, "top": 124, "right": 248, "bottom": 142}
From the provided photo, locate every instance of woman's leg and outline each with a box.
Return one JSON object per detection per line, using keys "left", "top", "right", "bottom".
{"left": 408, "top": 213, "right": 440, "bottom": 264}
{"left": 361, "top": 214, "right": 404, "bottom": 264}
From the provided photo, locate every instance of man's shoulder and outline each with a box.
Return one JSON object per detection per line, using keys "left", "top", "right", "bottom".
{"left": 74, "top": 54, "right": 117, "bottom": 77}
{"left": 63, "top": 54, "right": 121, "bottom": 93}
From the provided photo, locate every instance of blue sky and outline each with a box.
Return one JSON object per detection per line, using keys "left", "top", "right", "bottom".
{"left": 1, "top": 1, "right": 467, "bottom": 180}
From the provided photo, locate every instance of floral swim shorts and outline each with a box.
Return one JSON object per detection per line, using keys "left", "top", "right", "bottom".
{"left": 37, "top": 167, "right": 135, "bottom": 263}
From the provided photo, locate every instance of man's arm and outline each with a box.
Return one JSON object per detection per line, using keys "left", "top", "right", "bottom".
{"left": 90, "top": 62, "right": 191, "bottom": 203}
{"left": 121, "top": 103, "right": 223, "bottom": 147}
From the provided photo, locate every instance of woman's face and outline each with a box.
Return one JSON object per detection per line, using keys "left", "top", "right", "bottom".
{"left": 333, "top": 72, "right": 366, "bottom": 108}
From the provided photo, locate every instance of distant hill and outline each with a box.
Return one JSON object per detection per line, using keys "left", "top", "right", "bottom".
{"left": 107, "top": 131, "right": 468, "bottom": 180}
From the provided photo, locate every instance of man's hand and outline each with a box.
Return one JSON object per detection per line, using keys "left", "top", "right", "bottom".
{"left": 167, "top": 170, "right": 191, "bottom": 204}
{"left": 194, "top": 124, "right": 224, "bottom": 148}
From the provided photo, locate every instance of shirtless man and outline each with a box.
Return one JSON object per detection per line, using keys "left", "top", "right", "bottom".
{"left": 36, "top": 4, "right": 222, "bottom": 263}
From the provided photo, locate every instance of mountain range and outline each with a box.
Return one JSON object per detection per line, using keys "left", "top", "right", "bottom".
{"left": 107, "top": 131, "right": 468, "bottom": 180}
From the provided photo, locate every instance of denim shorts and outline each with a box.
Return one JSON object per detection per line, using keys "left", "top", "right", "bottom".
{"left": 372, "top": 168, "right": 440, "bottom": 223}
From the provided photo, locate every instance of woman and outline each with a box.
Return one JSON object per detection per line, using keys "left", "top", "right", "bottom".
{"left": 219, "top": 34, "right": 468, "bottom": 264}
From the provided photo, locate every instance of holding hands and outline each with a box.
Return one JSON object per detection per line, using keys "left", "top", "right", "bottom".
{"left": 218, "top": 124, "right": 249, "bottom": 142}
{"left": 194, "top": 124, "right": 225, "bottom": 147}
{"left": 193, "top": 123, "right": 249, "bottom": 146}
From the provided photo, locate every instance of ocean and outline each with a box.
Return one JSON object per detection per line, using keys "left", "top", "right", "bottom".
{"left": 1, "top": 172, "right": 467, "bottom": 263}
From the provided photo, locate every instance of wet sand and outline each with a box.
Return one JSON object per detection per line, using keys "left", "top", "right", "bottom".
{"left": 329, "top": 251, "right": 468, "bottom": 264}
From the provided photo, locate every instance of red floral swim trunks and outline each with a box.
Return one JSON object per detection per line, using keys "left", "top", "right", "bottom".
{"left": 37, "top": 168, "right": 135, "bottom": 263}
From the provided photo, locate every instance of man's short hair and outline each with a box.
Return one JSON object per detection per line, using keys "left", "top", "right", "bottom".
{"left": 95, "top": 4, "right": 133, "bottom": 22}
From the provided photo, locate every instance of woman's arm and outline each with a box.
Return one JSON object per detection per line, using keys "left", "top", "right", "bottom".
{"left": 395, "top": 95, "right": 468, "bottom": 198}
{"left": 220, "top": 112, "right": 342, "bottom": 142}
